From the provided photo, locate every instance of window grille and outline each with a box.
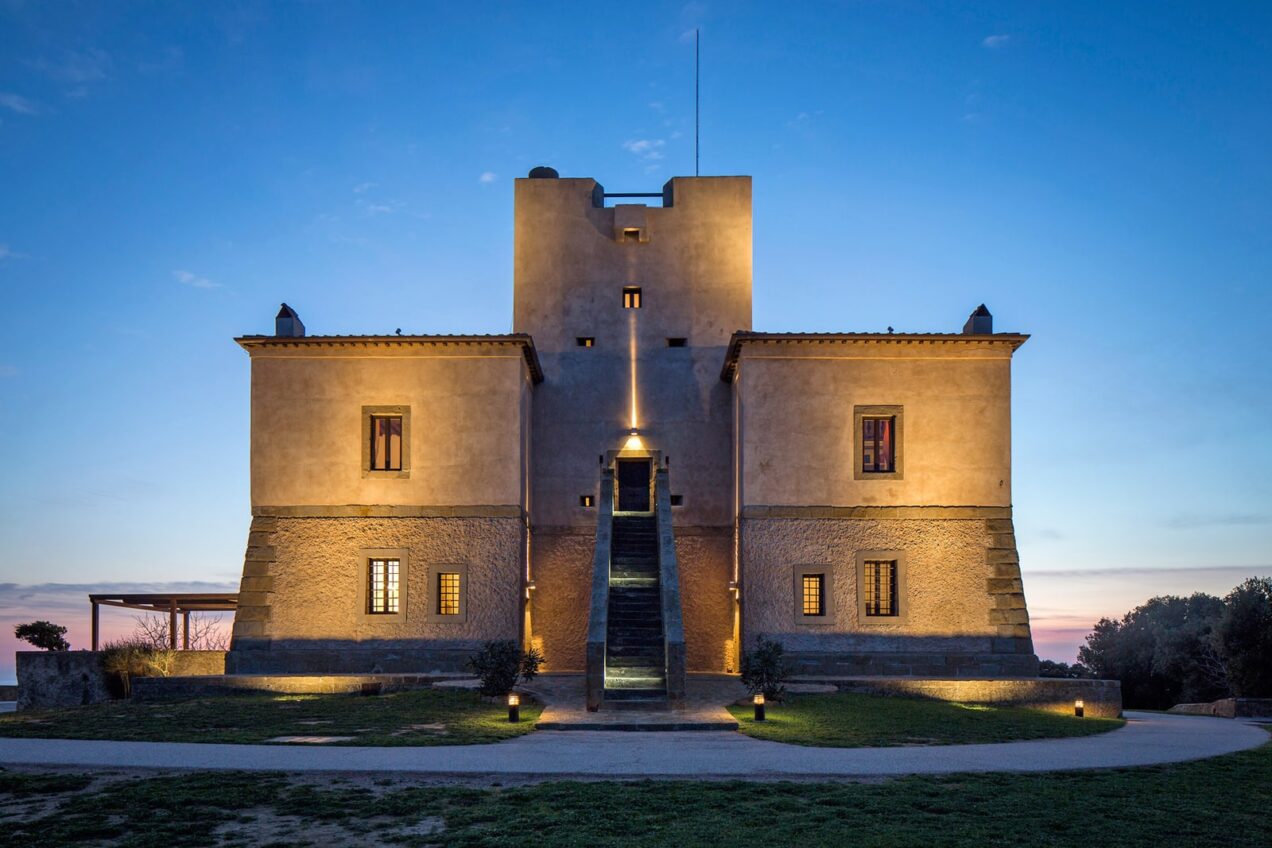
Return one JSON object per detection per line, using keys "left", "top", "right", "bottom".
{"left": 622, "top": 286, "right": 642, "bottom": 309}
{"left": 369, "top": 415, "right": 403, "bottom": 471}
{"left": 863, "top": 560, "right": 898, "bottom": 617}
{"left": 802, "top": 574, "right": 825, "bottom": 617}
{"left": 437, "top": 572, "right": 461, "bottom": 616}
{"left": 368, "top": 558, "right": 400, "bottom": 614}
{"left": 861, "top": 416, "right": 895, "bottom": 473}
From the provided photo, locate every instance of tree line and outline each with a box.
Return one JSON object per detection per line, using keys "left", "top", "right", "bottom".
{"left": 1042, "top": 577, "right": 1272, "bottom": 710}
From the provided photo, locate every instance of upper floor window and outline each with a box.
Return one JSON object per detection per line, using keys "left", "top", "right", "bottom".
{"left": 622, "top": 286, "right": 642, "bottom": 309}
{"left": 854, "top": 405, "right": 902, "bottom": 480}
{"left": 861, "top": 416, "right": 895, "bottom": 473}
{"left": 367, "top": 558, "right": 400, "bottom": 614}
{"left": 369, "top": 415, "right": 403, "bottom": 471}
{"left": 577, "top": 337, "right": 595, "bottom": 347}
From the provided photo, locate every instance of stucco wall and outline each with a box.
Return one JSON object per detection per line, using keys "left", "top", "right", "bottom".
{"left": 515, "top": 176, "right": 750, "bottom": 530}
{"left": 246, "top": 344, "right": 531, "bottom": 509}
{"left": 736, "top": 339, "right": 1016, "bottom": 507}
{"left": 528, "top": 531, "right": 594, "bottom": 671}
{"left": 676, "top": 530, "right": 735, "bottom": 673}
{"left": 230, "top": 516, "right": 523, "bottom": 664}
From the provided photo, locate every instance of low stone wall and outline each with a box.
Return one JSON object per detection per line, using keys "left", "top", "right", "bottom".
{"left": 1170, "top": 698, "right": 1272, "bottom": 719}
{"left": 798, "top": 675, "right": 1122, "bottom": 718}
{"left": 787, "top": 650, "right": 1039, "bottom": 678}
{"left": 16, "top": 651, "right": 227, "bottom": 711}
{"left": 133, "top": 672, "right": 465, "bottom": 701}
{"left": 0, "top": 684, "right": 18, "bottom": 701}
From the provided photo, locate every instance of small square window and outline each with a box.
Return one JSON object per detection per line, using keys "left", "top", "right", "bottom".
{"left": 367, "top": 558, "right": 400, "bottom": 615}
{"left": 669, "top": 494, "right": 684, "bottom": 506}
{"left": 369, "top": 415, "right": 403, "bottom": 471}
{"left": 577, "top": 337, "right": 595, "bottom": 347}
{"left": 863, "top": 560, "right": 898, "bottom": 617}
{"left": 666, "top": 337, "right": 687, "bottom": 347}
{"left": 580, "top": 494, "right": 595, "bottom": 508}
{"left": 801, "top": 574, "right": 825, "bottom": 617}
{"left": 437, "top": 572, "right": 461, "bottom": 616}
{"left": 622, "top": 228, "right": 641, "bottom": 242}
{"left": 622, "top": 286, "right": 642, "bottom": 309}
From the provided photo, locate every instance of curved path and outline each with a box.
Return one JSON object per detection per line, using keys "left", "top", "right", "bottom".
{"left": 0, "top": 712, "right": 1265, "bottom": 778}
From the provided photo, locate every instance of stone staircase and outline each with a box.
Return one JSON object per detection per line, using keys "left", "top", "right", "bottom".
{"left": 603, "top": 515, "right": 667, "bottom": 708}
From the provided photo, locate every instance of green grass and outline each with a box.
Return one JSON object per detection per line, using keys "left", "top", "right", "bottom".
{"left": 728, "top": 692, "right": 1124, "bottom": 746}
{"left": 2, "top": 731, "right": 1269, "bottom": 846}
{"left": 0, "top": 688, "right": 541, "bottom": 746}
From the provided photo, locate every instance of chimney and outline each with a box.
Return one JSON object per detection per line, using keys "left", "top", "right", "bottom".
{"left": 275, "top": 303, "right": 305, "bottom": 337}
{"left": 962, "top": 304, "right": 992, "bottom": 335}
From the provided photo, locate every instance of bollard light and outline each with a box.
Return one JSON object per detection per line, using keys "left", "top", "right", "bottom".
{"left": 508, "top": 693, "right": 521, "bottom": 723}
{"left": 1074, "top": 699, "right": 1084, "bottom": 718}
{"left": 754, "top": 693, "right": 766, "bottom": 722}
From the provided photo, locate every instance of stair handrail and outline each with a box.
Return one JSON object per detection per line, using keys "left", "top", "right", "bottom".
{"left": 584, "top": 466, "right": 615, "bottom": 711}
{"left": 654, "top": 466, "right": 687, "bottom": 701}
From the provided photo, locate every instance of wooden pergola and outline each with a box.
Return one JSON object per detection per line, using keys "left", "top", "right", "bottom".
{"left": 89, "top": 593, "right": 239, "bottom": 650}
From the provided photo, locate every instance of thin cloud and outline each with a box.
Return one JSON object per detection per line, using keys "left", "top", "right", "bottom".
{"left": 0, "top": 244, "right": 25, "bottom": 261}
{"left": 0, "top": 93, "right": 38, "bottom": 115}
{"left": 0, "top": 365, "right": 17, "bottom": 378}
{"left": 1026, "top": 564, "right": 1270, "bottom": 579}
{"left": 478, "top": 171, "right": 497, "bottom": 184}
{"left": 622, "top": 138, "right": 666, "bottom": 161}
{"left": 27, "top": 48, "right": 111, "bottom": 84}
{"left": 1161, "top": 513, "right": 1270, "bottom": 529}
{"left": 173, "top": 269, "right": 220, "bottom": 289}
{"left": 352, "top": 181, "right": 377, "bottom": 194}
{"left": 982, "top": 34, "right": 1010, "bottom": 48}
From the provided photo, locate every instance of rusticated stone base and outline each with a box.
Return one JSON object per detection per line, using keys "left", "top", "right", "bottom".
{"left": 804, "top": 675, "right": 1122, "bottom": 718}
{"left": 786, "top": 650, "right": 1039, "bottom": 678}
{"left": 132, "top": 672, "right": 462, "bottom": 701}
{"left": 225, "top": 642, "right": 477, "bottom": 675}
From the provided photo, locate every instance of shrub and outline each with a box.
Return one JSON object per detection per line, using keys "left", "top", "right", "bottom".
{"left": 14, "top": 621, "right": 70, "bottom": 651}
{"left": 468, "top": 640, "right": 544, "bottom": 698}
{"left": 1215, "top": 578, "right": 1272, "bottom": 697}
{"left": 740, "top": 635, "right": 791, "bottom": 701}
{"left": 1038, "top": 660, "right": 1093, "bottom": 679}
{"left": 100, "top": 638, "right": 175, "bottom": 699}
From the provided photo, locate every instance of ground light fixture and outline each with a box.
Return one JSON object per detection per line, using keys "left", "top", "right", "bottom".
{"left": 1074, "top": 699, "right": 1085, "bottom": 718}
{"left": 753, "top": 693, "right": 766, "bottom": 722}
{"left": 508, "top": 693, "right": 521, "bottom": 723}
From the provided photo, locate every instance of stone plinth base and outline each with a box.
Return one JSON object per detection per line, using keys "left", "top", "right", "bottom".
{"left": 796, "top": 675, "right": 1122, "bottom": 718}
{"left": 786, "top": 651, "right": 1039, "bottom": 679}
{"left": 131, "top": 672, "right": 472, "bottom": 701}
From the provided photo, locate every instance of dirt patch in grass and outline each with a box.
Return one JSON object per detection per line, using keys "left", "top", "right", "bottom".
{"left": 728, "top": 692, "right": 1124, "bottom": 747}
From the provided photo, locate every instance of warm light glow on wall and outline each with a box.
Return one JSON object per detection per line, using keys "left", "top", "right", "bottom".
{"left": 629, "top": 310, "right": 638, "bottom": 429}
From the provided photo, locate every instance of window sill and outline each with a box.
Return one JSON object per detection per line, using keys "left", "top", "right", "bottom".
{"left": 363, "top": 469, "right": 411, "bottom": 480}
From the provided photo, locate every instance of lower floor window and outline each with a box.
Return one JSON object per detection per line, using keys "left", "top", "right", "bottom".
{"left": 863, "top": 560, "right": 898, "bottom": 617}
{"left": 368, "top": 558, "right": 400, "bottom": 614}
{"left": 437, "top": 572, "right": 461, "bottom": 616}
{"left": 801, "top": 574, "right": 825, "bottom": 617}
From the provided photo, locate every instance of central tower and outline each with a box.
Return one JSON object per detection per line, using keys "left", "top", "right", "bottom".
{"left": 515, "top": 169, "right": 751, "bottom": 672}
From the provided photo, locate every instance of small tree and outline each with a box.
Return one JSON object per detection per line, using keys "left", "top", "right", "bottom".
{"left": 99, "top": 638, "right": 175, "bottom": 699}
{"left": 14, "top": 621, "right": 70, "bottom": 652}
{"left": 740, "top": 635, "right": 791, "bottom": 701}
{"left": 132, "top": 612, "right": 230, "bottom": 651}
{"left": 468, "top": 640, "right": 544, "bottom": 698}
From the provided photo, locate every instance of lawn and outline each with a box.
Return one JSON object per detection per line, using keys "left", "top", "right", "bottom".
{"left": 0, "top": 688, "right": 541, "bottom": 746}
{"left": 728, "top": 692, "right": 1123, "bottom": 746}
{"left": 1, "top": 730, "right": 1269, "bottom": 847}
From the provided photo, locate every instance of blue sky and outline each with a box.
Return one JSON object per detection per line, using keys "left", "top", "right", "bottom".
{"left": 1, "top": 2, "right": 1270, "bottom": 680}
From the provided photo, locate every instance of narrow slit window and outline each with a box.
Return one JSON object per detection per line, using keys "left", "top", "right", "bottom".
{"left": 580, "top": 494, "right": 594, "bottom": 507}
{"left": 666, "top": 337, "right": 687, "bottom": 347}
{"left": 576, "top": 337, "right": 595, "bottom": 347}
{"left": 863, "top": 560, "right": 898, "bottom": 617}
{"left": 861, "top": 416, "right": 895, "bottom": 473}
{"left": 622, "top": 286, "right": 642, "bottom": 309}
{"left": 801, "top": 574, "right": 825, "bottom": 617}
{"left": 437, "top": 572, "right": 461, "bottom": 616}
{"left": 367, "top": 558, "right": 400, "bottom": 614}
{"left": 370, "top": 415, "right": 403, "bottom": 471}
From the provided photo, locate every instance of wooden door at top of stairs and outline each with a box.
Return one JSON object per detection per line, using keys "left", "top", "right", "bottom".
{"left": 616, "top": 459, "right": 651, "bottom": 512}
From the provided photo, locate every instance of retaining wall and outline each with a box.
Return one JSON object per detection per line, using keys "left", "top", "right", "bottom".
{"left": 16, "top": 651, "right": 226, "bottom": 711}
{"left": 800, "top": 675, "right": 1122, "bottom": 718}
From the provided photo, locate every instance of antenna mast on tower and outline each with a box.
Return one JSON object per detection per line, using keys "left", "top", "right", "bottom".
{"left": 695, "top": 28, "right": 700, "bottom": 177}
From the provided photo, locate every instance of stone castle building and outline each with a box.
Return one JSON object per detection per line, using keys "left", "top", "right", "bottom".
{"left": 227, "top": 169, "right": 1039, "bottom": 709}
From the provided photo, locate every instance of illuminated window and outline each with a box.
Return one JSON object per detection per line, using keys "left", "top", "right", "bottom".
{"left": 367, "top": 559, "right": 400, "bottom": 614}
{"left": 580, "top": 494, "right": 594, "bottom": 507}
{"left": 801, "top": 574, "right": 825, "bottom": 617}
{"left": 369, "top": 415, "right": 403, "bottom": 471}
{"left": 622, "top": 228, "right": 641, "bottom": 242}
{"left": 666, "top": 337, "right": 687, "bottom": 347}
{"left": 861, "top": 416, "right": 895, "bottom": 473}
{"left": 577, "top": 337, "right": 595, "bottom": 347}
{"left": 863, "top": 560, "right": 898, "bottom": 617}
{"left": 622, "top": 286, "right": 642, "bottom": 309}
{"left": 437, "top": 572, "right": 461, "bottom": 616}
